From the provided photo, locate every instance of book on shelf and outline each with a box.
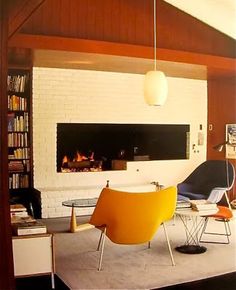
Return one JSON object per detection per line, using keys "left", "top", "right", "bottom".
{"left": 8, "top": 94, "right": 27, "bottom": 111}
{"left": 12, "top": 220, "right": 47, "bottom": 236}
{"left": 7, "top": 112, "right": 29, "bottom": 133}
{"left": 8, "top": 160, "right": 24, "bottom": 172}
{"left": 7, "top": 74, "right": 27, "bottom": 93}
{"left": 9, "top": 173, "right": 29, "bottom": 189}
{"left": 7, "top": 113, "right": 15, "bottom": 132}
{"left": 190, "top": 199, "right": 218, "bottom": 211}
{"left": 8, "top": 132, "right": 28, "bottom": 147}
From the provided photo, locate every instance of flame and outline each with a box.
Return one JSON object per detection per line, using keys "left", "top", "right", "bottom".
{"left": 89, "top": 151, "right": 94, "bottom": 161}
{"left": 61, "top": 150, "right": 97, "bottom": 172}
{"left": 73, "top": 150, "right": 88, "bottom": 162}
{"left": 62, "top": 155, "right": 68, "bottom": 166}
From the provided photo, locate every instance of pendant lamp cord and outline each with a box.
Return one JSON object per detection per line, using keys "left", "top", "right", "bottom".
{"left": 154, "top": 0, "right": 157, "bottom": 71}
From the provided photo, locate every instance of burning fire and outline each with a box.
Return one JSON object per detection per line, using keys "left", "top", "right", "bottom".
{"left": 61, "top": 149, "right": 100, "bottom": 172}
{"left": 73, "top": 150, "right": 94, "bottom": 162}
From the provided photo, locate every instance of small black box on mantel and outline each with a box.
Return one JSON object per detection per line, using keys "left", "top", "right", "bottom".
{"left": 112, "top": 160, "right": 127, "bottom": 170}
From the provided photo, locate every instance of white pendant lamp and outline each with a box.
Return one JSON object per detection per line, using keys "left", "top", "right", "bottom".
{"left": 144, "top": 0, "right": 168, "bottom": 106}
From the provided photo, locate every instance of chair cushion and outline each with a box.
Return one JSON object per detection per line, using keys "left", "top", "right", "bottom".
{"left": 209, "top": 206, "right": 233, "bottom": 219}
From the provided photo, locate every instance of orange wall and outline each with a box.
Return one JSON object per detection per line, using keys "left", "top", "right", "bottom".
{"left": 208, "top": 77, "right": 236, "bottom": 200}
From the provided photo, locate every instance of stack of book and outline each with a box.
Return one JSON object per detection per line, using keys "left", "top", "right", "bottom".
{"left": 12, "top": 220, "right": 47, "bottom": 236}
{"left": 10, "top": 203, "right": 47, "bottom": 236}
{"left": 176, "top": 200, "right": 191, "bottom": 210}
{"left": 10, "top": 204, "right": 28, "bottom": 218}
{"left": 8, "top": 161, "right": 24, "bottom": 172}
{"left": 190, "top": 199, "right": 218, "bottom": 215}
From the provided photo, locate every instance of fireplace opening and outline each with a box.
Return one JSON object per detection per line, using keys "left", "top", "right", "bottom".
{"left": 57, "top": 123, "right": 190, "bottom": 172}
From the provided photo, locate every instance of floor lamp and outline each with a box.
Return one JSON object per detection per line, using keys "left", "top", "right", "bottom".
{"left": 213, "top": 141, "right": 232, "bottom": 210}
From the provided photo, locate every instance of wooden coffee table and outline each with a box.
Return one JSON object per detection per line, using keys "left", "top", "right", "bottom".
{"left": 62, "top": 198, "right": 98, "bottom": 233}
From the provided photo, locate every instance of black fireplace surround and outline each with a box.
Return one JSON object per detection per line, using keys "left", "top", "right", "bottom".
{"left": 57, "top": 123, "right": 190, "bottom": 172}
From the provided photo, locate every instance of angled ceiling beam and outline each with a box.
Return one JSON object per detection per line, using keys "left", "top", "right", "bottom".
{"left": 8, "top": 33, "right": 236, "bottom": 72}
{"left": 8, "top": 0, "right": 46, "bottom": 39}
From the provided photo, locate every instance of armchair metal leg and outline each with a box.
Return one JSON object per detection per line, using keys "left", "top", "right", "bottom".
{"left": 199, "top": 217, "right": 208, "bottom": 242}
{"left": 98, "top": 228, "right": 106, "bottom": 271}
{"left": 199, "top": 217, "right": 231, "bottom": 244}
{"left": 162, "top": 222, "right": 175, "bottom": 266}
{"left": 97, "top": 231, "right": 103, "bottom": 251}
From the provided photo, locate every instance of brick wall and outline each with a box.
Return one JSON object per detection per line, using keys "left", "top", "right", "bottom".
{"left": 33, "top": 67, "right": 207, "bottom": 217}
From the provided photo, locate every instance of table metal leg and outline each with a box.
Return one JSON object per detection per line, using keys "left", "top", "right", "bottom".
{"left": 176, "top": 215, "right": 207, "bottom": 254}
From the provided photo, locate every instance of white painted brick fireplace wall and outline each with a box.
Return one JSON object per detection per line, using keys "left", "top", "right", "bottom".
{"left": 33, "top": 67, "right": 207, "bottom": 218}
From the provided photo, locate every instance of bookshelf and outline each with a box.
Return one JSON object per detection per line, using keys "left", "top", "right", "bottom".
{"left": 7, "top": 68, "right": 32, "bottom": 201}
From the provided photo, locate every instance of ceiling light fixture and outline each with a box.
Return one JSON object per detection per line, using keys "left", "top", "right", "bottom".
{"left": 144, "top": 0, "right": 168, "bottom": 106}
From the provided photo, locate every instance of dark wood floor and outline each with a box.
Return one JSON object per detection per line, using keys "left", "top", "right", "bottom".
{"left": 15, "top": 274, "right": 70, "bottom": 290}
{"left": 156, "top": 272, "right": 236, "bottom": 290}
{"left": 16, "top": 271, "right": 236, "bottom": 290}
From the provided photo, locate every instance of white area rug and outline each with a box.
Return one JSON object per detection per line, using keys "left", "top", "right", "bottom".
{"left": 44, "top": 215, "right": 236, "bottom": 290}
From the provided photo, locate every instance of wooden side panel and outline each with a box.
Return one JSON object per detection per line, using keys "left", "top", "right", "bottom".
{"left": 0, "top": 1, "right": 15, "bottom": 289}
{"left": 16, "top": 0, "right": 235, "bottom": 58}
{"left": 207, "top": 78, "right": 236, "bottom": 201}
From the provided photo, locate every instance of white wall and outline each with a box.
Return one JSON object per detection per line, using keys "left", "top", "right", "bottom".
{"left": 32, "top": 67, "right": 207, "bottom": 217}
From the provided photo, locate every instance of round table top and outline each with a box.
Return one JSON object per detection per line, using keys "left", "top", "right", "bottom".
{"left": 175, "top": 207, "right": 219, "bottom": 217}
{"left": 62, "top": 198, "right": 98, "bottom": 208}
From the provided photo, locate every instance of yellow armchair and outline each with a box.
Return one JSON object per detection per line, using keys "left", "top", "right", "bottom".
{"left": 89, "top": 186, "right": 177, "bottom": 270}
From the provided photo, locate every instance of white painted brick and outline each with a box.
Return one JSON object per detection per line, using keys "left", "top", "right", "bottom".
{"left": 47, "top": 212, "right": 64, "bottom": 218}
{"left": 33, "top": 67, "right": 208, "bottom": 218}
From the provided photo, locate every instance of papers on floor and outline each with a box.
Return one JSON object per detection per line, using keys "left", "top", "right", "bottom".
{"left": 10, "top": 203, "right": 47, "bottom": 235}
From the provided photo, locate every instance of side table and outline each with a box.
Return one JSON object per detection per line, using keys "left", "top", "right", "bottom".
{"left": 62, "top": 198, "right": 98, "bottom": 233}
{"left": 175, "top": 208, "right": 218, "bottom": 254}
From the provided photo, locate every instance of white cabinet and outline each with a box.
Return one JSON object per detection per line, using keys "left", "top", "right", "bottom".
{"left": 12, "top": 233, "right": 55, "bottom": 288}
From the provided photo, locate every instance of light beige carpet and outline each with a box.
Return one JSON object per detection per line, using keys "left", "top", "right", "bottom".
{"left": 44, "top": 215, "right": 236, "bottom": 290}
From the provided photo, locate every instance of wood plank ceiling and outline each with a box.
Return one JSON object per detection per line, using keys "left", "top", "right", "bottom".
{"left": 7, "top": 0, "right": 236, "bottom": 80}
